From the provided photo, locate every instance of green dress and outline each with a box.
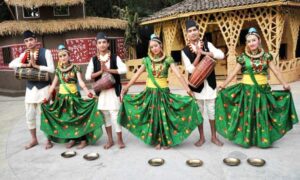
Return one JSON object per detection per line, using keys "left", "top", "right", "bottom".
{"left": 41, "top": 65, "right": 104, "bottom": 144}
{"left": 118, "top": 56, "right": 203, "bottom": 147}
{"left": 216, "top": 52, "right": 298, "bottom": 148}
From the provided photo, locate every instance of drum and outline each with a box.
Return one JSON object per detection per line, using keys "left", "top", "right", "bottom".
{"left": 188, "top": 55, "right": 216, "bottom": 88}
{"left": 15, "top": 67, "right": 49, "bottom": 81}
{"left": 93, "top": 72, "right": 116, "bottom": 93}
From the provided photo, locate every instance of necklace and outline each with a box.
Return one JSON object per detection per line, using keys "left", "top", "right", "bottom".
{"left": 245, "top": 47, "right": 264, "bottom": 59}
{"left": 188, "top": 39, "right": 203, "bottom": 54}
{"left": 59, "top": 63, "right": 74, "bottom": 73}
{"left": 98, "top": 51, "right": 111, "bottom": 63}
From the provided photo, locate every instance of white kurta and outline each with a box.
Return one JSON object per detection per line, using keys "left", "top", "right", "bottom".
{"left": 9, "top": 50, "right": 55, "bottom": 103}
{"left": 85, "top": 55, "right": 127, "bottom": 110}
{"left": 182, "top": 42, "right": 224, "bottom": 100}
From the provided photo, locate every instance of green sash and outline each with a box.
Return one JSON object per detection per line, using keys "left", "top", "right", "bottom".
{"left": 244, "top": 56, "right": 270, "bottom": 93}
{"left": 144, "top": 56, "right": 163, "bottom": 90}
{"left": 57, "top": 70, "right": 77, "bottom": 97}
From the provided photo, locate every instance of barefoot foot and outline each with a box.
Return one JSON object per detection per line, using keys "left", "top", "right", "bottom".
{"left": 66, "top": 140, "right": 76, "bottom": 149}
{"left": 45, "top": 140, "right": 53, "bottom": 150}
{"left": 194, "top": 139, "right": 205, "bottom": 147}
{"left": 25, "top": 140, "right": 38, "bottom": 150}
{"left": 211, "top": 138, "right": 223, "bottom": 146}
{"left": 155, "top": 144, "right": 161, "bottom": 150}
{"left": 77, "top": 141, "right": 88, "bottom": 149}
{"left": 104, "top": 141, "right": 114, "bottom": 149}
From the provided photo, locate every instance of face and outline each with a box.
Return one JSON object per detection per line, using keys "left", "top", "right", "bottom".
{"left": 96, "top": 39, "right": 109, "bottom": 52}
{"left": 187, "top": 26, "right": 199, "bottom": 42}
{"left": 246, "top": 35, "right": 260, "bottom": 51}
{"left": 58, "top": 51, "right": 69, "bottom": 64}
{"left": 24, "top": 37, "right": 37, "bottom": 49}
{"left": 149, "top": 40, "right": 162, "bottom": 55}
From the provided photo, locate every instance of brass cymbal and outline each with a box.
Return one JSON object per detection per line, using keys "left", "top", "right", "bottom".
{"left": 247, "top": 158, "right": 266, "bottom": 167}
{"left": 223, "top": 157, "right": 241, "bottom": 166}
{"left": 186, "top": 159, "right": 203, "bottom": 167}
{"left": 61, "top": 151, "right": 76, "bottom": 158}
{"left": 83, "top": 152, "right": 100, "bottom": 161}
{"left": 148, "top": 158, "right": 165, "bottom": 166}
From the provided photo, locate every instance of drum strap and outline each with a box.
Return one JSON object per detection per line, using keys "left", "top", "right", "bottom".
{"left": 245, "top": 56, "right": 270, "bottom": 94}
{"left": 144, "top": 57, "right": 162, "bottom": 90}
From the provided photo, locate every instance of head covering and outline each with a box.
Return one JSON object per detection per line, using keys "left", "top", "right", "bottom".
{"left": 150, "top": 34, "right": 162, "bottom": 44}
{"left": 96, "top": 32, "right": 107, "bottom": 41}
{"left": 57, "top": 44, "right": 69, "bottom": 54}
{"left": 246, "top": 27, "right": 260, "bottom": 39}
{"left": 185, "top": 19, "right": 198, "bottom": 30}
{"left": 23, "top": 30, "right": 35, "bottom": 39}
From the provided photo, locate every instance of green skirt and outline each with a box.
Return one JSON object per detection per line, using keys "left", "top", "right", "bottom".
{"left": 216, "top": 83, "right": 298, "bottom": 148}
{"left": 118, "top": 87, "right": 203, "bottom": 147}
{"left": 41, "top": 92, "right": 104, "bottom": 144}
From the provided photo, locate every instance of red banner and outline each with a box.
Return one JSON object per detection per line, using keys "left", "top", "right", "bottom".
{"left": 10, "top": 43, "right": 42, "bottom": 59}
{"left": 116, "top": 38, "right": 128, "bottom": 60}
{"left": 66, "top": 37, "right": 97, "bottom": 64}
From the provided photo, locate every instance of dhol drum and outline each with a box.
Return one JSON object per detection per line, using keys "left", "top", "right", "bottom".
{"left": 15, "top": 67, "right": 49, "bottom": 81}
{"left": 188, "top": 55, "right": 216, "bottom": 88}
{"left": 93, "top": 72, "right": 116, "bottom": 93}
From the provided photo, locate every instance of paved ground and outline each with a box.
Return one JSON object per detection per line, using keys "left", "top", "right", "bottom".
{"left": 0, "top": 82, "right": 300, "bottom": 180}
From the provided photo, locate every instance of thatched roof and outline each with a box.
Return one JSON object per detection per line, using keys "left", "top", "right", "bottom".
{"left": 4, "top": 0, "right": 84, "bottom": 8}
{"left": 141, "top": 0, "right": 300, "bottom": 25}
{"left": 0, "top": 17, "right": 127, "bottom": 36}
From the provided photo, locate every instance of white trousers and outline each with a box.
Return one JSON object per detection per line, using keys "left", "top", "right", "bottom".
{"left": 25, "top": 103, "right": 41, "bottom": 129}
{"left": 197, "top": 99, "right": 215, "bottom": 120}
{"left": 102, "top": 110, "right": 122, "bottom": 132}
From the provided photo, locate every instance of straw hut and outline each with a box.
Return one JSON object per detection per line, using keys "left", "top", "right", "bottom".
{"left": 0, "top": 0, "right": 127, "bottom": 96}
{"left": 126, "top": 0, "right": 300, "bottom": 86}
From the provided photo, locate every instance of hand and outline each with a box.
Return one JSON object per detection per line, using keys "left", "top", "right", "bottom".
{"left": 102, "top": 64, "right": 108, "bottom": 72}
{"left": 33, "top": 51, "right": 39, "bottom": 61}
{"left": 121, "top": 87, "right": 129, "bottom": 96}
{"left": 42, "top": 98, "right": 49, "bottom": 104}
{"left": 187, "top": 89, "right": 195, "bottom": 98}
{"left": 283, "top": 84, "right": 290, "bottom": 91}
{"left": 87, "top": 92, "right": 94, "bottom": 98}
{"left": 196, "top": 48, "right": 203, "bottom": 57}
{"left": 218, "top": 84, "right": 225, "bottom": 91}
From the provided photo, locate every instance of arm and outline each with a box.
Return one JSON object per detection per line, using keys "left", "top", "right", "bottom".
{"left": 9, "top": 52, "right": 27, "bottom": 69}
{"left": 219, "top": 63, "right": 242, "bottom": 89}
{"left": 268, "top": 61, "right": 290, "bottom": 90}
{"left": 77, "top": 72, "right": 92, "bottom": 95}
{"left": 33, "top": 50, "right": 55, "bottom": 73}
{"left": 206, "top": 42, "right": 225, "bottom": 60}
{"left": 181, "top": 51, "right": 196, "bottom": 74}
{"left": 48, "top": 75, "right": 58, "bottom": 95}
{"left": 121, "top": 65, "right": 145, "bottom": 94}
{"left": 170, "top": 63, "right": 194, "bottom": 97}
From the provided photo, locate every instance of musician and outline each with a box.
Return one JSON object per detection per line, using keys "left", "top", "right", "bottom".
{"left": 40, "top": 44, "right": 104, "bottom": 149}
{"left": 8, "top": 30, "right": 55, "bottom": 149}
{"left": 181, "top": 20, "right": 224, "bottom": 147}
{"left": 85, "top": 32, "right": 127, "bottom": 149}
{"left": 119, "top": 34, "right": 202, "bottom": 150}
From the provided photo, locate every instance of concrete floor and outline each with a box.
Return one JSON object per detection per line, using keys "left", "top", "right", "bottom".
{"left": 0, "top": 82, "right": 299, "bottom": 180}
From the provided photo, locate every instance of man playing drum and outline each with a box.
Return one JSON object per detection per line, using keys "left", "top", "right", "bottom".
{"left": 85, "top": 32, "right": 127, "bottom": 149}
{"left": 9, "top": 30, "right": 55, "bottom": 149}
{"left": 182, "top": 20, "right": 224, "bottom": 147}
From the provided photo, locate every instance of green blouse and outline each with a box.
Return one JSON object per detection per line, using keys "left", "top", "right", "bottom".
{"left": 142, "top": 56, "right": 175, "bottom": 78}
{"left": 236, "top": 52, "right": 273, "bottom": 75}
{"left": 56, "top": 64, "right": 81, "bottom": 84}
